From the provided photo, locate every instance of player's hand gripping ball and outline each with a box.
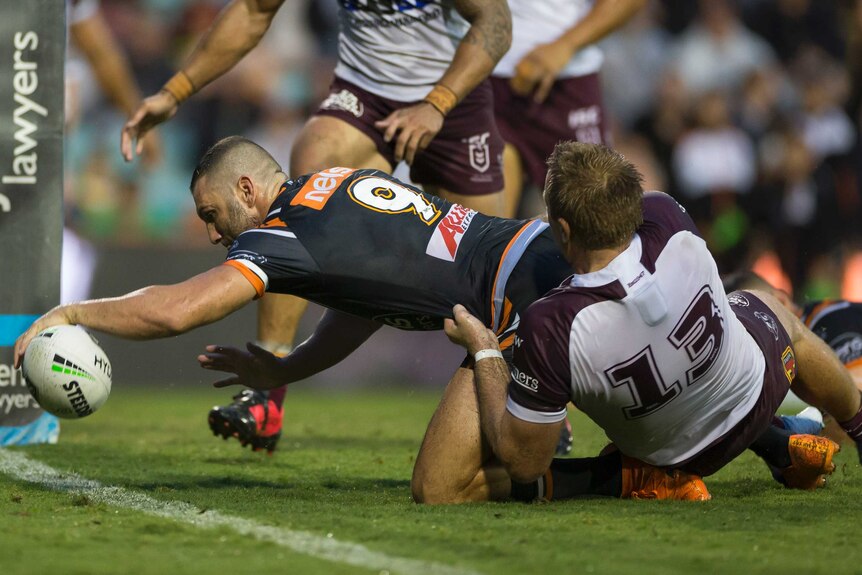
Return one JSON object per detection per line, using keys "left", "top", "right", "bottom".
{"left": 21, "top": 325, "right": 112, "bottom": 418}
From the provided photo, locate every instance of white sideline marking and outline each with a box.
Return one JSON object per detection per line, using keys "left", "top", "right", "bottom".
{"left": 0, "top": 450, "right": 480, "bottom": 575}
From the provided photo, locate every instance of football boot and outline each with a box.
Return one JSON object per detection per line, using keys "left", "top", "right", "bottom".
{"left": 208, "top": 390, "right": 283, "bottom": 453}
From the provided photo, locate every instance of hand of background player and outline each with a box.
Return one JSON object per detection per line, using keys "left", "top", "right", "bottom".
{"left": 121, "top": 91, "right": 179, "bottom": 162}
{"left": 510, "top": 40, "right": 571, "bottom": 103}
{"left": 444, "top": 304, "right": 500, "bottom": 357}
{"left": 13, "top": 307, "right": 75, "bottom": 368}
{"left": 374, "top": 102, "right": 444, "bottom": 165}
{"left": 198, "top": 342, "right": 286, "bottom": 390}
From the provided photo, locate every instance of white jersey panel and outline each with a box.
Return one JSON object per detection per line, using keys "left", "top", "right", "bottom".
{"left": 494, "top": 0, "right": 603, "bottom": 79}
{"left": 334, "top": 1, "right": 468, "bottom": 102}
{"left": 566, "top": 232, "right": 764, "bottom": 466}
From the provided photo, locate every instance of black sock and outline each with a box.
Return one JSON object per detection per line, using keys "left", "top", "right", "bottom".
{"left": 510, "top": 452, "right": 623, "bottom": 501}
{"left": 749, "top": 425, "right": 792, "bottom": 469}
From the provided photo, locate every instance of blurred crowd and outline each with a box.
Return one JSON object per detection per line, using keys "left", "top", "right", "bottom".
{"left": 66, "top": 0, "right": 862, "bottom": 301}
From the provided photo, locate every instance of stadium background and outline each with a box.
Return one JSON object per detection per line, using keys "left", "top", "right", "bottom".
{"left": 67, "top": 0, "right": 862, "bottom": 386}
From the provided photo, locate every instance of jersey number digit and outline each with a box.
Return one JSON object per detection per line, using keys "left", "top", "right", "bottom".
{"left": 606, "top": 346, "right": 681, "bottom": 420}
{"left": 605, "top": 285, "right": 725, "bottom": 420}
{"left": 668, "top": 285, "right": 725, "bottom": 386}
{"left": 347, "top": 176, "right": 440, "bottom": 225}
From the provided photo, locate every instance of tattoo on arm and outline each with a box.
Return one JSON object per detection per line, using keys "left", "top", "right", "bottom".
{"left": 455, "top": 0, "right": 512, "bottom": 62}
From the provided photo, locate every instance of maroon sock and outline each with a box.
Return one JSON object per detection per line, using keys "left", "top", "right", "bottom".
{"left": 267, "top": 386, "right": 287, "bottom": 409}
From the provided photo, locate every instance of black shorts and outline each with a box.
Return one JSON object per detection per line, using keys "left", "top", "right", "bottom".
{"left": 678, "top": 291, "right": 795, "bottom": 477}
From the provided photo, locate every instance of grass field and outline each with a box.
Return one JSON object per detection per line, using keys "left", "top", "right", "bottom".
{"left": 2, "top": 385, "right": 861, "bottom": 575}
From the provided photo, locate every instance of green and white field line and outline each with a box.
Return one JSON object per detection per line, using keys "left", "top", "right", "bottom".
{"left": 2, "top": 386, "right": 862, "bottom": 575}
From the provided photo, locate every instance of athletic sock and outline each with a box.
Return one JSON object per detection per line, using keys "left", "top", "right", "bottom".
{"left": 838, "top": 391, "right": 862, "bottom": 463}
{"left": 510, "top": 452, "right": 623, "bottom": 502}
{"left": 749, "top": 424, "right": 792, "bottom": 469}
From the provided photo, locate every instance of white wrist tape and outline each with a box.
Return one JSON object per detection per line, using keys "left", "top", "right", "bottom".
{"left": 473, "top": 349, "right": 504, "bottom": 362}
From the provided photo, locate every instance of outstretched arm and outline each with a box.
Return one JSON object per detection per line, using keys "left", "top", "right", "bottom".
{"left": 511, "top": 0, "right": 646, "bottom": 102}
{"left": 375, "top": 0, "right": 511, "bottom": 164}
{"left": 14, "top": 265, "right": 256, "bottom": 367}
{"left": 198, "top": 309, "right": 383, "bottom": 389}
{"left": 121, "top": 0, "right": 285, "bottom": 161}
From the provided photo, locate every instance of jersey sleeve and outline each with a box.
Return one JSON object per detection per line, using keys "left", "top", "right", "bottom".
{"left": 224, "top": 225, "right": 318, "bottom": 299}
{"left": 642, "top": 191, "right": 701, "bottom": 238}
{"left": 506, "top": 300, "right": 573, "bottom": 424}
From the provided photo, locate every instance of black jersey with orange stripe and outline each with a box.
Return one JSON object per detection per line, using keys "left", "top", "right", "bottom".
{"left": 224, "top": 168, "right": 554, "bottom": 331}
{"left": 801, "top": 300, "right": 862, "bottom": 367}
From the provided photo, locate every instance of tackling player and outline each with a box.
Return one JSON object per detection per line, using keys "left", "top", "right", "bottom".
{"left": 442, "top": 142, "right": 862, "bottom": 501}
{"left": 18, "top": 137, "right": 850, "bottom": 503}
{"left": 119, "top": 0, "right": 513, "bottom": 453}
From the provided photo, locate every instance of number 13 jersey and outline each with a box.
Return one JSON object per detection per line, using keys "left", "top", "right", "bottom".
{"left": 506, "top": 192, "right": 766, "bottom": 466}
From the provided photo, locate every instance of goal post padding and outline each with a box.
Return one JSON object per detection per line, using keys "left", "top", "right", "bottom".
{"left": 0, "top": 0, "right": 65, "bottom": 443}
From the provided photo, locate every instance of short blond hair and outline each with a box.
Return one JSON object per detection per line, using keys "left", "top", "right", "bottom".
{"left": 545, "top": 142, "right": 644, "bottom": 250}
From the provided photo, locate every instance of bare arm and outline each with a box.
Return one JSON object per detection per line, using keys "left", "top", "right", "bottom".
{"left": 14, "top": 266, "right": 256, "bottom": 367}
{"left": 198, "top": 309, "right": 383, "bottom": 389}
{"left": 70, "top": 12, "right": 142, "bottom": 116}
{"left": 375, "top": 0, "right": 511, "bottom": 164}
{"left": 511, "top": 0, "right": 647, "bottom": 102}
{"left": 121, "top": 0, "right": 284, "bottom": 161}
{"left": 70, "top": 9, "right": 163, "bottom": 165}
{"left": 179, "top": 0, "right": 284, "bottom": 94}
{"left": 444, "top": 305, "right": 559, "bottom": 482}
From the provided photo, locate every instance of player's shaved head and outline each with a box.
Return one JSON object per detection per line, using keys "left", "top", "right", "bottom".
{"left": 190, "top": 136, "right": 282, "bottom": 194}
{"left": 545, "top": 142, "right": 643, "bottom": 250}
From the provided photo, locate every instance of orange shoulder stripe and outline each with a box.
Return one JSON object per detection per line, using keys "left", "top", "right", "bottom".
{"left": 223, "top": 260, "right": 265, "bottom": 299}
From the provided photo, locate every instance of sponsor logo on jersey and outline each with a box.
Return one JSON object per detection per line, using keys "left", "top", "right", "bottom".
{"left": 781, "top": 346, "right": 797, "bottom": 383}
{"left": 291, "top": 167, "right": 356, "bottom": 210}
{"left": 464, "top": 132, "right": 490, "bottom": 173}
{"left": 228, "top": 250, "right": 268, "bottom": 266}
{"left": 626, "top": 271, "right": 645, "bottom": 289}
{"left": 371, "top": 313, "right": 439, "bottom": 331}
{"left": 320, "top": 89, "right": 364, "bottom": 117}
{"left": 755, "top": 311, "right": 780, "bottom": 341}
{"left": 511, "top": 365, "right": 539, "bottom": 392}
{"left": 425, "top": 204, "right": 476, "bottom": 261}
{"left": 727, "top": 293, "right": 750, "bottom": 307}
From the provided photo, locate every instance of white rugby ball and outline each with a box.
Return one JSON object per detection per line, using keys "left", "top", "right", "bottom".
{"left": 22, "top": 325, "right": 112, "bottom": 419}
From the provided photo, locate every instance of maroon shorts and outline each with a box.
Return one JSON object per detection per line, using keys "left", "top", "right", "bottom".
{"left": 315, "top": 77, "right": 504, "bottom": 195}
{"left": 677, "top": 291, "right": 795, "bottom": 477}
{"left": 491, "top": 73, "right": 608, "bottom": 188}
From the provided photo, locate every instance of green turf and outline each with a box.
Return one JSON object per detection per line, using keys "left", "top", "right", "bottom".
{"left": 2, "top": 385, "right": 861, "bottom": 575}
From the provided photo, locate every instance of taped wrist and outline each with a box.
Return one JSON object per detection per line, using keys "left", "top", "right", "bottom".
{"left": 422, "top": 84, "right": 458, "bottom": 116}
{"left": 161, "top": 71, "right": 195, "bottom": 104}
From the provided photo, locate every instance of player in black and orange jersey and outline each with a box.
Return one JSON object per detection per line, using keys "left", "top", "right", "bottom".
{"left": 120, "top": 0, "right": 514, "bottom": 453}
{"left": 15, "top": 136, "right": 572, "bottom": 502}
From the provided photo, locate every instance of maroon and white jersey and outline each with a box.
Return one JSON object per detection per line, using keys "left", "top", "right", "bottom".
{"left": 506, "top": 193, "right": 766, "bottom": 466}
{"left": 334, "top": 1, "right": 468, "bottom": 102}
{"left": 493, "top": 0, "right": 602, "bottom": 79}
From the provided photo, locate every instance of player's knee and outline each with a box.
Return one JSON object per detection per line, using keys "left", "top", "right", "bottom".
{"left": 411, "top": 468, "right": 469, "bottom": 505}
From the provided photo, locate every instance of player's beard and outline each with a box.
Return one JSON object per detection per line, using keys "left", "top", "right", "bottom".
{"left": 225, "top": 197, "right": 260, "bottom": 244}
